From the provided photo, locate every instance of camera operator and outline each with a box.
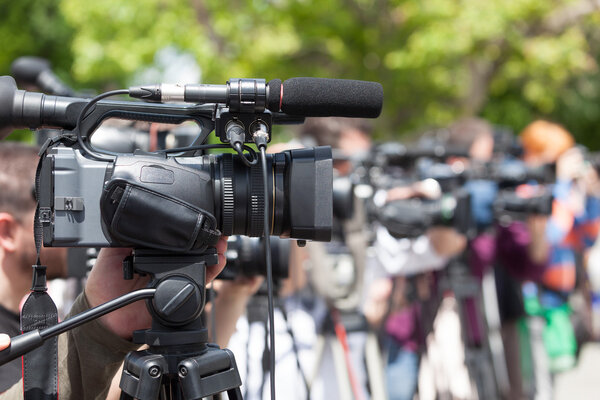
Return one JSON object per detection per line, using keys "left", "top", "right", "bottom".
{"left": 0, "top": 142, "right": 68, "bottom": 393}
{"left": 363, "top": 182, "right": 467, "bottom": 400}
{"left": 519, "top": 121, "right": 600, "bottom": 382}
{"left": 1, "top": 238, "right": 228, "bottom": 400}
{"left": 295, "top": 117, "right": 374, "bottom": 399}
{"left": 417, "top": 118, "right": 549, "bottom": 400}
{"left": 300, "top": 117, "right": 467, "bottom": 400}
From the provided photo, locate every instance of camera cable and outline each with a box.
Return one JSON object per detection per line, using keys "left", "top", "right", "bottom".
{"left": 75, "top": 89, "right": 130, "bottom": 162}
{"left": 255, "top": 128, "right": 277, "bottom": 400}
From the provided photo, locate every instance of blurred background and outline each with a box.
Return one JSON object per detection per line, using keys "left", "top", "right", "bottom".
{"left": 2, "top": 0, "right": 600, "bottom": 148}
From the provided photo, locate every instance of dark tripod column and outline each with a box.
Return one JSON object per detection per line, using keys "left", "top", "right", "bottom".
{"left": 118, "top": 250, "right": 243, "bottom": 400}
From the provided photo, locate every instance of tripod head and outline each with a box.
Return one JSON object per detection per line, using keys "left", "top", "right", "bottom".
{"left": 126, "top": 249, "right": 213, "bottom": 332}
{"left": 119, "top": 248, "right": 243, "bottom": 400}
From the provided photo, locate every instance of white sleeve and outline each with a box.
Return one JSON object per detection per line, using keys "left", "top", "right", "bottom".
{"left": 373, "top": 225, "right": 447, "bottom": 276}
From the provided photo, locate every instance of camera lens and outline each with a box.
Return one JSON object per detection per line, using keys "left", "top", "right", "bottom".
{"left": 215, "top": 153, "right": 267, "bottom": 237}
{"left": 212, "top": 146, "right": 332, "bottom": 241}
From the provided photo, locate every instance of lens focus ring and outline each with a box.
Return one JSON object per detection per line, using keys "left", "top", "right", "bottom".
{"left": 222, "top": 157, "right": 234, "bottom": 235}
{"left": 248, "top": 163, "right": 264, "bottom": 236}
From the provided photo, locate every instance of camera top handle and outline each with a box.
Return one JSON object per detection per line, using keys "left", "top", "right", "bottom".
{"left": 0, "top": 75, "right": 305, "bottom": 144}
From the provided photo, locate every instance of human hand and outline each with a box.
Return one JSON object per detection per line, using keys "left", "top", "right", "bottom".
{"left": 385, "top": 186, "right": 416, "bottom": 202}
{"left": 556, "top": 147, "right": 584, "bottom": 181}
{"left": 0, "top": 333, "right": 9, "bottom": 351}
{"left": 385, "top": 179, "right": 441, "bottom": 203}
{"left": 208, "top": 275, "right": 264, "bottom": 347}
{"left": 212, "top": 275, "right": 264, "bottom": 300}
{"left": 85, "top": 237, "right": 228, "bottom": 340}
{"left": 427, "top": 226, "right": 467, "bottom": 257}
{"left": 363, "top": 278, "right": 393, "bottom": 328}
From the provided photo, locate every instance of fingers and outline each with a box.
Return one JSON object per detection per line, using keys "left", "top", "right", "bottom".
{"left": 0, "top": 333, "right": 10, "bottom": 350}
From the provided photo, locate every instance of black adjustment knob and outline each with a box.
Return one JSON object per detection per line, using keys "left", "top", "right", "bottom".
{"left": 152, "top": 277, "right": 203, "bottom": 326}
{"left": 122, "top": 256, "right": 134, "bottom": 280}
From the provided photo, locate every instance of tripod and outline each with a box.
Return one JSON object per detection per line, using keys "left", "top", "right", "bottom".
{"left": 307, "top": 308, "right": 386, "bottom": 400}
{"left": 442, "top": 257, "right": 509, "bottom": 400}
{"left": 119, "top": 249, "right": 243, "bottom": 400}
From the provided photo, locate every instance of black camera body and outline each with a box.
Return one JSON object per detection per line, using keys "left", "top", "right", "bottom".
{"left": 38, "top": 143, "right": 332, "bottom": 252}
{"left": 493, "top": 189, "right": 553, "bottom": 220}
{"left": 376, "top": 189, "right": 472, "bottom": 238}
{"left": 218, "top": 236, "right": 291, "bottom": 280}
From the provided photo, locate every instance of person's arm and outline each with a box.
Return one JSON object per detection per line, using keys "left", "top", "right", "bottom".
{"left": 525, "top": 215, "right": 549, "bottom": 265}
{"left": 207, "top": 276, "right": 263, "bottom": 348}
{"left": 426, "top": 226, "right": 467, "bottom": 258}
{"left": 496, "top": 220, "right": 548, "bottom": 282}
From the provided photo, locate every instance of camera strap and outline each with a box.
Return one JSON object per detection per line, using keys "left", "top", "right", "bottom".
{"left": 19, "top": 151, "right": 59, "bottom": 400}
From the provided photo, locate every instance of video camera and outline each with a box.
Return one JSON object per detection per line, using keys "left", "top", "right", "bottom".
{"left": 218, "top": 236, "right": 291, "bottom": 281}
{"left": 0, "top": 76, "right": 383, "bottom": 250}
{"left": 376, "top": 189, "right": 472, "bottom": 238}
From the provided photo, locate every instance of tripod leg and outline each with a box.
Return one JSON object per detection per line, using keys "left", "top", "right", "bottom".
{"left": 365, "top": 332, "right": 387, "bottom": 400}
{"left": 227, "top": 387, "right": 244, "bottom": 400}
{"left": 306, "top": 334, "right": 327, "bottom": 392}
{"left": 481, "top": 270, "right": 510, "bottom": 396}
{"left": 330, "top": 337, "right": 354, "bottom": 400}
{"left": 119, "top": 391, "right": 134, "bottom": 400}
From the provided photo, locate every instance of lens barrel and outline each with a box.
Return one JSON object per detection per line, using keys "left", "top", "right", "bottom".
{"left": 213, "top": 146, "right": 332, "bottom": 241}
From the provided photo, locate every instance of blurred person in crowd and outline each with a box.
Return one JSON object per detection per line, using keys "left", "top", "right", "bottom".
{"left": 0, "top": 142, "right": 68, "bottom": 393}
{"left": 302, "top": 117, "right": 466, "bottom": 400}
{"left": 363, "top": 189, "right": 466, "bottom": 400}
{"left": 519, "top": 121, "right": 600, "bottom": 375}
{"left": 582, "top": 158, "right": 600, "bottom": 340}
{"left": 434, "top": 118, "right": 549, "bottom": 400}
{"left": 297, "top": 117, "right": 376, "bottom": 399}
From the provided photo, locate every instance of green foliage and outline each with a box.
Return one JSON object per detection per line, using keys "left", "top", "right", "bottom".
{"left": 1, "top": 0, "right": 600, "bottom": 147}
{"left": 0, "top": 0, "right": 74, "bottom": 82}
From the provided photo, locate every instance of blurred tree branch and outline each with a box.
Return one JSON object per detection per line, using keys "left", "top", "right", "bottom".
{"left": 543, "top": 0, "right": 600, "bottom": 34}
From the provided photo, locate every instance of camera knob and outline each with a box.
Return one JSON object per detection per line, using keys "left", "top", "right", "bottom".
{"left": 152, "top": 277, "right": 204, "bottom": 326}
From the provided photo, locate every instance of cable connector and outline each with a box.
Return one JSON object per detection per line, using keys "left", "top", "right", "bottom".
{"left": 128, "top": 84, "right": 162, "bottom": 101}
{"left": 225, "top": 120, "right": 246, "bottom": 150}
{"left": 252, "top": 122, "right": 270, "bottom": 149}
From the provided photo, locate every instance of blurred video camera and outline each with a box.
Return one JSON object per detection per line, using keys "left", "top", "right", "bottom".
{"left": 338, "top": 140, "right": 556, "bottom": 239}
{"left": 218, "top": 236, "right": 291, "bottom": 281}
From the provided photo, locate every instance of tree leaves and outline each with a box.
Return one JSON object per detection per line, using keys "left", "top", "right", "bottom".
{"left": 1, "top": 0, "right": 600, "bottom": 147}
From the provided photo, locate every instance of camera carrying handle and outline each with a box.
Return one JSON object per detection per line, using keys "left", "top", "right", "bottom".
{"left": 0, "top": 75, "right": 305, "bottom": 142}
{"left": 0, "top": 288, "right": 156, "bottom": 366}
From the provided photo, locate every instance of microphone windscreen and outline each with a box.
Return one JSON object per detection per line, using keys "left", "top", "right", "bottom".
{"left": 11, "top": 57, "right": 50, "bottom": 83}
{"left": 266, "top": 79, "right": 282, "bottom": 112}
{"left": 280, "top": 78, "right": 383, "bottom": 118}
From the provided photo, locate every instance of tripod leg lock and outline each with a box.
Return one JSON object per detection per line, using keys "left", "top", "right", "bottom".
{"left": 180, "top": 347, "right": 242, "bottom": 399}
{"left": 120, "top": 352, "right": 167, "bottom": 400}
